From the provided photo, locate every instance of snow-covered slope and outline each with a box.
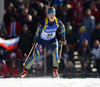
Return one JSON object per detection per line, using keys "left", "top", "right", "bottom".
{"left": 0, "top": 77, "right": 100, "bottom": 87}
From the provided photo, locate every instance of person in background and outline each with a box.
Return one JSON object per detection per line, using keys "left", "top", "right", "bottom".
{"left": 0, "top": 60, "right": 8, "bottom": 78}
{"left": 65, "top": 25, "right": 77, "bottom": 50}
{"left": 7, "top": 47, "right": 23, "bottom": 72}
{"left": 96, "top": 0, "right": 100, "bottom": 12}
{"left": 90, "top": 2, "right": 100, "bottom": 24}
{"left": 3, "top": 3, "right": 14, "bottom": 28}
{"left": 83, "top": 0, "right": 92, "bottom": 11}
{"left": 62, "top": 4, "right": 73, "bottom": 24}
{"left": 78, "top": 39, "right": 92, "bottom": 74}
{"left": 26, "top": 14, "right": 35, "bottom": 37}
{"left": 72, "top": 7, "right": 84, "bottom": 31}
{"left": 77, "top": 26, "right": 92, "bottom": 47}
{"left": 19, "top": 8, "right": 28, "bottom": 25}
{"left": 0, "top": 29, "right": 8, "bottom": 39}
{"left": 63, "top": 61, "right": 76, "bottom": 77}
{"left": 83, "top": 8, "right": 95, "bottom": 35}
{"left": 8, "top": 52, "right": 19, "bottom": 77}
{"left": 92, "top": 23, "right": 100, "bottom": 42}
{"left": 7, "top": 13, "right": 22, "bottom": 38}
{"left": 18, "top": 24, "right": 33, "bottom": 56}
{"left": 14, "top": 0, "right": 24, "bottom": 15}
{"left": 62, "top": 44, "right": 74, "bottom": 64}
{"left": 91, "top": 40, "right": 100, "bottom": 72}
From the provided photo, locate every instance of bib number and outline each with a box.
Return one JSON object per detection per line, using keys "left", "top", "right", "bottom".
{"left": 47, "top": 33, "right": 53, "bottom": 38}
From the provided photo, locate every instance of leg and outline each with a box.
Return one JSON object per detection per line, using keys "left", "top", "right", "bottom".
{"left": 20, "top": 43, "right": 44, "bottom": 78}
{"left": 50, "top": 41, "right": 59, "bottom": 68}
{"left": 25, "top": 46, "right": 41, "bottom": 69}
{"left": 49, "top": 39, "right": 59, "bottom": 77}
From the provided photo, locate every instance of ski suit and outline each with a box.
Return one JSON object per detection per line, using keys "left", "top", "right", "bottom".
{"left": 25, "top": 17, "right": 65, "bottom": 69}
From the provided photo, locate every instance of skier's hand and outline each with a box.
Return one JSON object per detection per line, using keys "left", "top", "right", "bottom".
{"left": 59, "top": 38, "right": 66, "bottom": 45}
{"left": 32, "top": 40, "right": 36, "bottom": 46}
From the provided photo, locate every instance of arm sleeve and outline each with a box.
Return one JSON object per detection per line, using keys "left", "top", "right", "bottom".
{"left": 91, "top": 16, "right": 95, "bottom": 33}
{"left": 33, "top": 20, "right": 45, "bottom": 42}
{"left": 58, "top": 19, "right": 65, "bottom": 40}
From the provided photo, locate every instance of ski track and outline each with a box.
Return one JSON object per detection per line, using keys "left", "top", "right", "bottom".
{"left": 0, "top": 77, "right": 100, "bottom": 87}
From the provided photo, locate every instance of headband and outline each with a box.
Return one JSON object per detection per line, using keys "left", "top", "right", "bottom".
{"left": 48, "top": 8, "right": 56, "bottom": 14}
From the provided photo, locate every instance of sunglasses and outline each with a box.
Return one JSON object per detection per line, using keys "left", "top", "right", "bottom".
{"left": 48, "top": 14, "right": 55, "bottom": 17}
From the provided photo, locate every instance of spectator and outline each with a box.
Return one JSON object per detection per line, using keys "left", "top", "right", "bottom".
{"left": 14, "top": 0, "right": 24, "bottom": 14}
{"left": 31, "top": 9, "right": 40, "bottom": 36}
{"left": 83, "top": 8, "right": 95, "bottom": 34}
{"left": 24, "top": 3, "right": 30, "bottom": 11}
{"left": 3, "top": 3, "right": 14, "bottom": 28}
{"left": 78, "top": 39, "right": 92, "bottom": 73}
{"left": 72, "top": 7, "right": 84, "bottom": 30}
{"left": 96, "top": 0, "right": 100, "bottom": 12}
{"left": 91, "top": 40, "right": 100, "bottom": 72}
{"left": 18, "top": 24, "right": 33, "bottom": 56}
{"left": 7, "top": 47, "right": 23, "bottom": 71}
{"left": 92, "top": 23, "right": 100, "bottom": 42}
{"left": 65, "top": 25, "right": 77, "bottom": 50}
{"left": 63, "top": 61, "right": 76, "bottom": 77}
{"left": 29, "top": 0, "right": 40, "bottom": 12}
{"left": 0, "top": 46, "right": 8, "bottom": 60}
{"left": 19, "top": 8, "right": 28, "bottom": 25}
{"left": 71, "top": 0, "right": 83, "bottom": 17}
{"left": 0, "top": 60, "right": 8, "bottom": 78}
{"left": 83, "top": 0, "right": 92, "bottom": 11}
{"left": 69, "top": 0, "right": 83, "bottom": 8}
{"left": 7, "top": 13, "right": 22, "bottom": 38}
{"left": 37, "top": 2, "right": 46, "bottom": 21}
{"left": 90, "top": 2, "right": 100, "bottom": 24}
{"left": 26, "top": 14, "right": 35, "bottom": 37}
{"left": 77, "top": 26, "right": 92, "bottom": 47}
{"left": 40, "top": 0, "right": 49, "bottom": 6}
{"left": 53, "top": 0, "right": 63, "bottom": 8}
{"left": 62, "top": 4, "right": 73, "bottom": 24}
{"left": 8, "top": 52, "right": 19, "bottom": 77}
{"left": 62, "top": 44, "right": 74, "bottom": 63}
{"left": 0, "top": 29, "right": 8, "bottom": 39}
{"left": 7, "top": 47, "right": 23, "bottom": 60}
{"left": 78, "top": 39, "right": 91, "bottom": 57}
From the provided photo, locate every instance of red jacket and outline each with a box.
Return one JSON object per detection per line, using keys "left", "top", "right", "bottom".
{"left": 7, "top": 48, "right": 23, "bottom": 59}
{"left": 0, "top": 61, "right": 8, "bottom": 77}
{"left": 91, "top": 8, "right": 100, "bottom": 23}
{"left": 7, "top": 21, "right": 22, "bottom": 38}
{"left": 8, "top": 65, "right": 19, "bottom": 76}
{"left": 73, "top": 14, "right": 84, "bottom": 29}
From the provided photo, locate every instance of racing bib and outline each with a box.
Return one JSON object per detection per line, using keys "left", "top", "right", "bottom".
{"left": 41, "top": 30, "right": 56, "bottom": 40}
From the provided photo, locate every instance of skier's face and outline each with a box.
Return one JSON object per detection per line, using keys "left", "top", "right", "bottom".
{"left": 48, "top": 12, "right": 55, "bottom": 22}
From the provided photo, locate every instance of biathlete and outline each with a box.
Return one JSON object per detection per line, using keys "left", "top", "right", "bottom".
{"left": 20, "top": 7, "right": 65, "bottom": 78}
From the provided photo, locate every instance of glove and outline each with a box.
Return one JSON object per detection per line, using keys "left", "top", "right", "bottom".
{"left": 32, "top": 40, "right": 37, "bottom": 46}
{"left": 59, "top": 38, "right": 66, "bottom": 45}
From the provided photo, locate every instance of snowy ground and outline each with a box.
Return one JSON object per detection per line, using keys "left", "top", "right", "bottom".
{"left": 0, "top": 77, "right": 100, "bottom": 87}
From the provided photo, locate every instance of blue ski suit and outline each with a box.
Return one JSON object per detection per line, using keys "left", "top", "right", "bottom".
{"left": 25, "top": 17, "right": 65, "bottom": 69}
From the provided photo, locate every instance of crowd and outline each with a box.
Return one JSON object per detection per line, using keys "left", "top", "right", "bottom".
{"left": 0, "top": 0, "right": 100, "bottom": 78}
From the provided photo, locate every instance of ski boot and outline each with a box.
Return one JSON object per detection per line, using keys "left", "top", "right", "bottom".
{"left": 53, "top": 69, "right": 60, "bottom": 78}
{"left": 19, "top": 69, "right": 28, "bottom": 78}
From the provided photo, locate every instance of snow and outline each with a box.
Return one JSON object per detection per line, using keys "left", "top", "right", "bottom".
{"left": 0, "top": 77, "right": 100, "bottom": 87}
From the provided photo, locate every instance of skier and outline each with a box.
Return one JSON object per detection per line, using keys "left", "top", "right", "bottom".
{"left": 20, "top": 7, "right": 65, "bottom": 78}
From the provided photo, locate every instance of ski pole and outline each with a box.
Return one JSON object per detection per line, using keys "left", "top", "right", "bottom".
{"left": 23, "top": 45, "right": 35, "bottom": 66}
{"left": 58, "top": 43, "right": 63, "bottom": 63}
